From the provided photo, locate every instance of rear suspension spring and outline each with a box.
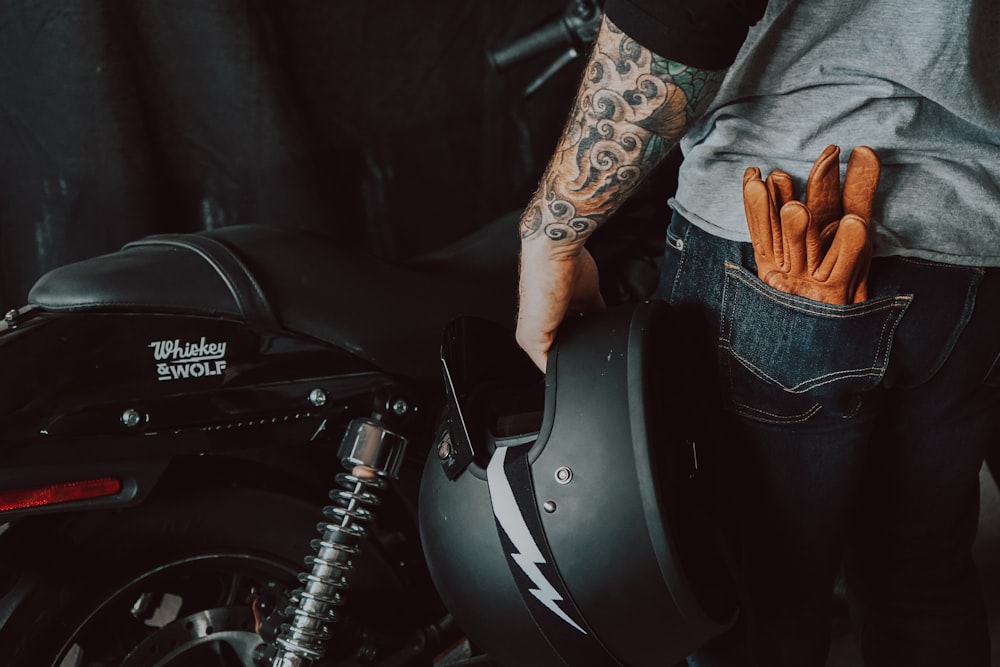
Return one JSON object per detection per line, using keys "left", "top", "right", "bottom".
{"left": 271, "top": 417, "right": 407, "bottom": 667}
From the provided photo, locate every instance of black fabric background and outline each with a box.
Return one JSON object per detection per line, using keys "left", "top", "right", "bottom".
{"left": 0, "top": 0, "right": 592, "bottom": 308}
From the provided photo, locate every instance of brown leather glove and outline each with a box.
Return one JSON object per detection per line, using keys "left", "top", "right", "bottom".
{"left": 742, "top": 145, "right": 881, "bottom": 305}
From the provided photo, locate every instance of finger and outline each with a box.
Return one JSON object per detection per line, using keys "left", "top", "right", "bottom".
{"left": 779, "top": 201, "right": 810, "bottom": 275}
{"left": 843, "top": 145, "right": 881, "bottom": 221}
{"left": 804, "top": 144, "right": 842, "bottom": 225}
{"left": 516, "top": 244, "right": 582, "bottom": 373}
{"left": 514, "top": 326, "right": 551, "bottom": 372}
{"left": 815, "top": 214, "right": 869, "bottom": 294}
{"left": 515, "top": 282, "right": 562, "bottom": 374}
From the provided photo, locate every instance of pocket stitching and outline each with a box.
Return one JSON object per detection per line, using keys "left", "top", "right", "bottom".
{"left": 718, "top": 262, "right": 913, "bottom": 422}
{"left": 731, "top": 399, "right": 823, "bottom": 424}
{"left": 732, "top": 353, "right": 888, "bottom": 393}
{"left": 723, "top": 262, "right": 913, "bottom": 317}
{"left": 729, "top": 291, "right": 910, "bottom": 392}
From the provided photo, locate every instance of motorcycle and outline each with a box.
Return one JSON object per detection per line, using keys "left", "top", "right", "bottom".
{"left": 0, "top": 215, "right": 523, "bottom": 667}
{"left": 0, "top": 5, "right": 651, "bottom": 666}
{"left": 0, "top": 212, "right": 725, "bottom": 667}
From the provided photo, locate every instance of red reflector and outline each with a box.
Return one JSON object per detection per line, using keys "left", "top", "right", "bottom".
{"left": 0, "top": 477, "right": 123, "bottom": 512}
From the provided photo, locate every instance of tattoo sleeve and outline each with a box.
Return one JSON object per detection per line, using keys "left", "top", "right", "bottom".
{"left": 519, "top": 16, "right": 726, "bottom": 245}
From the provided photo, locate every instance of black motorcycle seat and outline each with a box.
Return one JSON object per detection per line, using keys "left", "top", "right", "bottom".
{"left": 28, "top": 220, "right": 519, "bottom": 382}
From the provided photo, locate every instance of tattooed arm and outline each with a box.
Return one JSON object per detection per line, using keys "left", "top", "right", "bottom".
{"left": 516, "top": 15, "right": 726, "bottom": 370}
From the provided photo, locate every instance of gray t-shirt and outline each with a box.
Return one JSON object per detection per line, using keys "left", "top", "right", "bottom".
{"left": 670, "top": 0, "right": 1000, "bottom": 266}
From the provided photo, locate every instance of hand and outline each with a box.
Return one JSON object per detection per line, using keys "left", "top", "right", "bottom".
{"left": 742, "top": 145, "right": 881, "bottom": 305}
{"left": 516, "top": 240, "right": 605, "bottom": 372}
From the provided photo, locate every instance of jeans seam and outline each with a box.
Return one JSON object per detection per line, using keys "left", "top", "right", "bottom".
{"left": 667, "top": 219, "right": 692, "bottom": 304}
{"left": 719, "top": 267, "right": 739, "bottom": 416}
{"left": 921, "top": 268, "right": 982, "bottom": 383}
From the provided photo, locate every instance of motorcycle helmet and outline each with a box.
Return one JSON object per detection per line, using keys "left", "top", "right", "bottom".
{"left": 419, "top": 300, "right": 737, "bottom": 667}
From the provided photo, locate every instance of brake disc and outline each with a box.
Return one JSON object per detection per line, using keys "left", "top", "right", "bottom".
{"left": 120, "top": 606, "right": 263, "bottom": 667}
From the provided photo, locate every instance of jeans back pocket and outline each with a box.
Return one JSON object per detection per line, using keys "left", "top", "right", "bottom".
{"left": 720, "top": 262, "right": 912, "bottom": 423}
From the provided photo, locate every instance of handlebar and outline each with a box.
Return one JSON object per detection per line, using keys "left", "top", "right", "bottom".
{"left": 490, "top": 15, "right": 577, "bottom": 71}
{"left": 488, "top": 0, "right": 602, "bottom": 76}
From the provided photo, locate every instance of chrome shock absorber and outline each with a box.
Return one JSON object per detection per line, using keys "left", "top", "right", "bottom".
{"left": 271, "top": 417, "right": 407, "bottom": 667}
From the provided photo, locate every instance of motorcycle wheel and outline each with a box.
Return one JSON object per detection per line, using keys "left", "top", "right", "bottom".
{"left": 0, "top": 486, "right": 417, "bottom": 667}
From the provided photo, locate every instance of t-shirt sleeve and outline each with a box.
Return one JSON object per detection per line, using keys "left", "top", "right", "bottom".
{"left": 603, "top": 0, "right": 768, "bottom": 70}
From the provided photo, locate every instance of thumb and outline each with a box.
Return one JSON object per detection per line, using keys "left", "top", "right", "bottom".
{"left": 814, "top": 214, "right": 869, "bottom": 305}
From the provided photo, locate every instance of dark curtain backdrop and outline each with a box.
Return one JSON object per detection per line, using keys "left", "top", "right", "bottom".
{"left": 0, "top": 0, "right": 587, "bottom": 308}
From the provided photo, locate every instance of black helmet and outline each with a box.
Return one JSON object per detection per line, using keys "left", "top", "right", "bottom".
{"left": 419, "top": 300, "right": 736, "bottom": 667}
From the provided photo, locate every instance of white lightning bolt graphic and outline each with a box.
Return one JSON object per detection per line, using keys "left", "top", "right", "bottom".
{"left": 487, "top": 446, "right": 587, "bottom": 634}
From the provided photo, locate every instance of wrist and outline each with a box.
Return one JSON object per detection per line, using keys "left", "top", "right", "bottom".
{"left": 519, "top": 232, "right": 587, "bottom": 263}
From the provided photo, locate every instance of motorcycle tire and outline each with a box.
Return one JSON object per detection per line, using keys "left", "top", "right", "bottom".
{"left": 0, "top": 486, "right": 420, "bottom": 667}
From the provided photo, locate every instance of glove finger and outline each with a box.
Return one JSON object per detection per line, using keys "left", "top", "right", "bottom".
{"left": 779, "top": 201, "right": 810, "bottom": 276}
{"left": 850, "top": 242, "right": 873, "bottom": 303}
{"left": 819, "top": 218, "right": 839, "bottom": 255}
{"left": 766, "top": 169, "right": 794, "bottom": 210}
{"left": 804, "top": 144, "right": 842, "bottom": 226}
{"left": 766, "top": 170, "right": 794, "bottom": 271}
{"left": 815, "top": 214, "right": 870, "bottom": 303}
{"left": 804, "top": 192, "right": 827, "bottom": 272}
{"left": 743, "top": 167, "right": 782, "bottom": 273}
{"left": 843, "top": 145, "right": 881, "bottom": 222}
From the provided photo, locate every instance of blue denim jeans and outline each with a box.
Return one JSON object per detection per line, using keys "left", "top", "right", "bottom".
{"left": 656, "top": 213, "right": 1000, "bottom": 667}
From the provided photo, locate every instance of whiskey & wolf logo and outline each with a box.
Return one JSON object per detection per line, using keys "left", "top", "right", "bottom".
{"left": 149, "top": 337, "right": 228, "bottom": 381}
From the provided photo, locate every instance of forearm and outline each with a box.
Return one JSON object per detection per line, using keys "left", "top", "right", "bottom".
{"left": 519, "top": 15, "right": 727, "bottom": 251}
{"left": 515, "top": 14, "right": 727, "bottom": 371}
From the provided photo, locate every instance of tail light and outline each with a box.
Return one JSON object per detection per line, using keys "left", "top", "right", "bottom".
{"left": 0, "top": 477, "right": 123, "bottom": 512}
